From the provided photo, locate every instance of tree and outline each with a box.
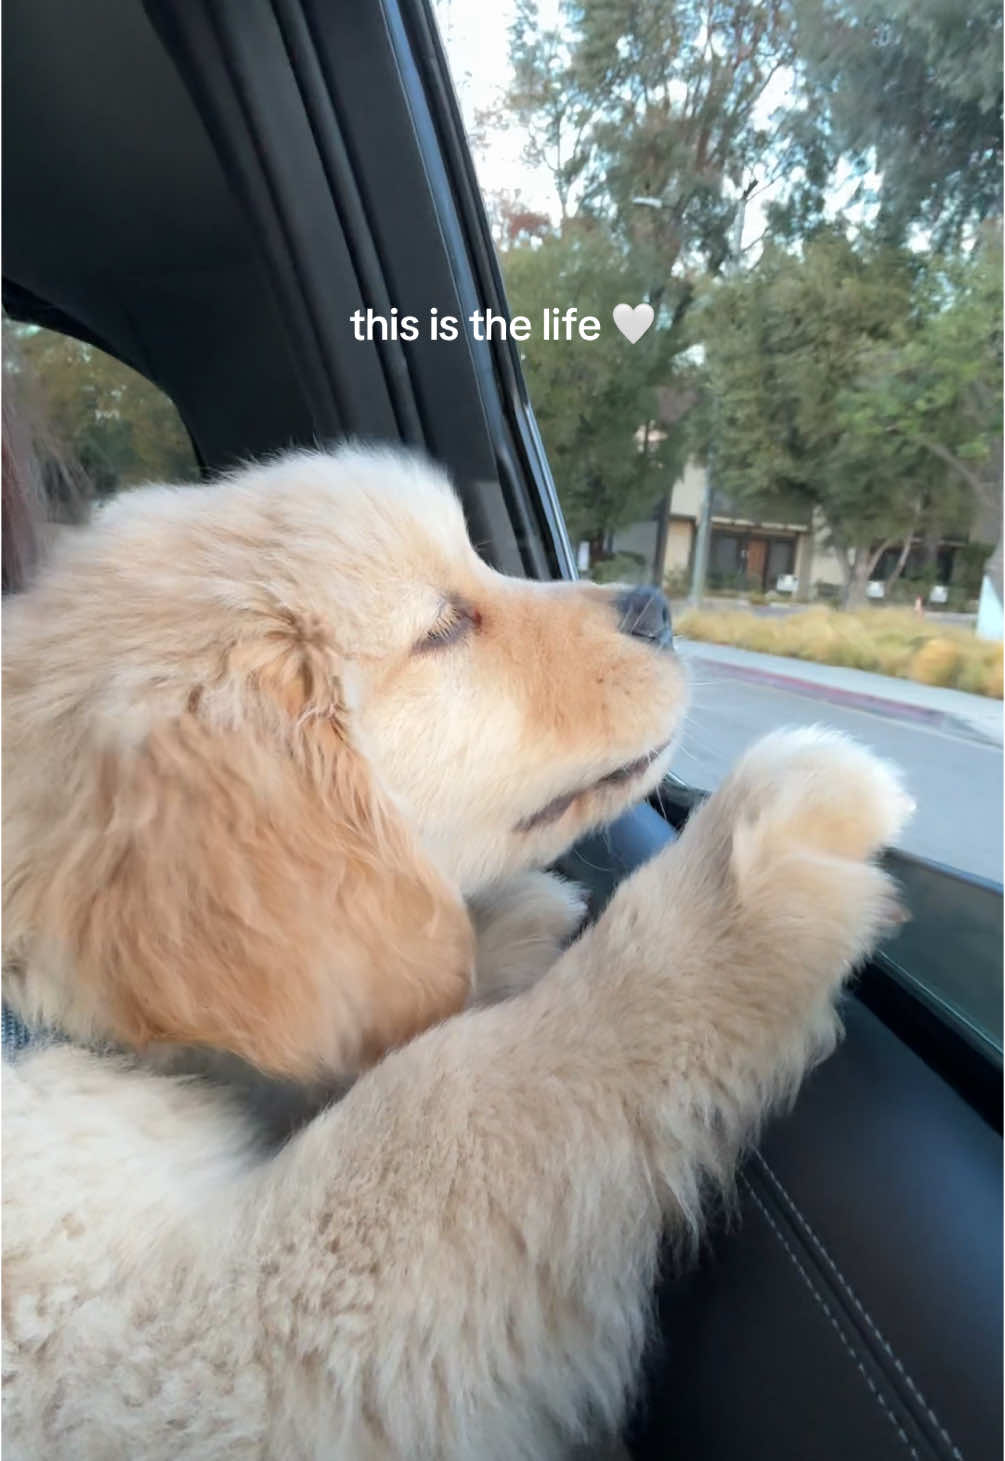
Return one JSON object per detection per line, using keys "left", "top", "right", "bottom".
{"left": 508, "top": 0, "right": 821, "bottom": 323}
{"left": 4, "top": 321, "right": 197, "bottom": 502}
{"left": 503, "top": 0, "right": 825, "bottom": 556}
{"left": 485, "top": 189, "right": 553, "bottom": 251}
{"left": 500, "top": 221, "right": 684, "bottom": 553}
{"left": 696, "top": 230, "right": 978, "bottom": 605}
{"left": 491, "top": 0, "right": 1001, "bottom": 598}
{"left": 790, "top": 0, "right": 1003, "bottom": 248}
{"left": 757, "top": 0, "right": 1004, "bottom": 608}
{"left": 510, "top": 0, "right": 809, "bottom": 236}
{"left": 838, "top": 234, "right": 1004, "bottom": 599}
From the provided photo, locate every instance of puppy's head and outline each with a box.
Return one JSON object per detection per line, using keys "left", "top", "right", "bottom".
{"left": 2, "top": 446, "right": 686, "bottom": 1078}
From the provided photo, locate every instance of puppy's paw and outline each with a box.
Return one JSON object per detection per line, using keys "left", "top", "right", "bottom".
{"left": 468, "top": 871, "right": 588, "bottom": 1005}
{"left": 705, "top": 728, "right": 913, "bottom": 972}
{"left": 725, "top": 726, "right": 913, "bottom": 868}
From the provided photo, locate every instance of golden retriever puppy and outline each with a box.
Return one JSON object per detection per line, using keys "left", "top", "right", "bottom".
{"left": 3, "top": 446, "right": 680, "bottom": 1079}
{"left": 2, "top": 446, "right": 912, "bottom": 1460}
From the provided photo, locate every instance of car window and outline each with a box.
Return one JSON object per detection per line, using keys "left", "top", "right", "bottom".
{"left": 3, "top": 318, "right": 200, "bottom": 519}
{"left": 433, "top": 0, "right": 1003, "bottom": 1039}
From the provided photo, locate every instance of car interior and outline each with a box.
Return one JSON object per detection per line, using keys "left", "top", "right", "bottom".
{"left": 4, "top": 2, "right": 1002, "bottom": 1457}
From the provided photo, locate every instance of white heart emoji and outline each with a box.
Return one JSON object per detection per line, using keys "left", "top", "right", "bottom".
{"left": 612, "top": 302, "right": 655, "bottom": 343}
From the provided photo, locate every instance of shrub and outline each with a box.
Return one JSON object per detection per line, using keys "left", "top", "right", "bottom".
{"left": 588, "top": 551, "right": 647, "bottom": 585}
{"left": 952, "top": 542, "right": 995, "bottom": 597}
{"left": 910, "top": 637, "right": 964, "bottom": 687}
{"left": 676, "top": 605, "right": 1003, "bottom": 698}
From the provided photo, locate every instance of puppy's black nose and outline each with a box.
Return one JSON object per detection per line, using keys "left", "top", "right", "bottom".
{"left": 615, "top": 586, "right": 673, "bottom": 649}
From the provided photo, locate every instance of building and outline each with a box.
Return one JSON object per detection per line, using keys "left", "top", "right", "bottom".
{"left": 613, "top": 462, "right": 980, "bottom": 603}
{"left": 612, "top": 461, "right": 847, "bottom": 595}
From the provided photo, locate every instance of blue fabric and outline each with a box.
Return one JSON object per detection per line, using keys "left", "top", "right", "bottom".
{"left": 2, "top": 1004, "right": 33, "bottom": 1057}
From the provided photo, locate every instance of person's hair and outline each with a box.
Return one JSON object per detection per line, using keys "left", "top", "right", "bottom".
{"left": 2, "top": 388, "right": 47, "bottom": 595}
{"left": 2, "top": 339, "right": 90, "bottom": 595}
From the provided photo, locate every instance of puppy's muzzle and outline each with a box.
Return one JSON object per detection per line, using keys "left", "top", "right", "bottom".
{"left": 615, "top": 586, "right": 673, "bottom": 650}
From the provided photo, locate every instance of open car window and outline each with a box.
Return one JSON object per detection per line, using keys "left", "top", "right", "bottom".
{"left": 4, "top": 319, "right": 200, "bottom": 506}
{"left": 432, "top": 0, "right": 1003, "bottom": 1054}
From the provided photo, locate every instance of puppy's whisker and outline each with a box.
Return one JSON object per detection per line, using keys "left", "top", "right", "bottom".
{"left": 628, "top": 603, "right": 649, "bottom": 639}
{"left": 481, "top": 935, "right": 567, "bottom": 955}
{"left": 671, "top": 745, "right": 712, "bottom": 772}
{"left": 563, "top": 845, "right": 616, "bottom": 877}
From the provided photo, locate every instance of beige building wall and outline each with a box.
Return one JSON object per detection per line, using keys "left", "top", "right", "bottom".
{"left": 809, "top": 510, "right": 848, "bottom": 589}
{"left": 665, "top": 519, "right": 693, "bottom": 574}
{"left": 667, "top": 464, "right": 849, "bottom": 592}
{"left": 793, "top": 532, "right": 814, "bottom": 595}
{"left": 668, "top": 460, "right": 707, "bottom": 519}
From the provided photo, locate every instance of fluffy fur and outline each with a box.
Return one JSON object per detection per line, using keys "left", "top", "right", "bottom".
{"left": 2, "top": 445, "right": 912, "bottom": 1459}
{"left": 3, "top": 447, "right": 682, "bottom": 1078}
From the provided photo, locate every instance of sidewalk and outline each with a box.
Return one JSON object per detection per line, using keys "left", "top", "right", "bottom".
{"left": 675, "top": 638, "right": 1004, "bottom": 747}
{"left": 669, "top": 595, "right": 977, "bottom": 627}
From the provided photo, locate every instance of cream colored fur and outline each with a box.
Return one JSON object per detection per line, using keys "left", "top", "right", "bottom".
{"left": 3, "top": 446, "right": 684, "bottom": 1079}
{"left": 2, "top": 445, "right": 912, "bottom": 1459}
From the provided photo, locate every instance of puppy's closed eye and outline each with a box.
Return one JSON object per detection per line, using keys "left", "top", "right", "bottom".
{"left": 414, "top": 596, "right": 479, "bottom": 654}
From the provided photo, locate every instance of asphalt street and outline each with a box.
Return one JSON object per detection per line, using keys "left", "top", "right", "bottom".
{"left": 669, "top": 653, "right": 1003, "bottom": 884}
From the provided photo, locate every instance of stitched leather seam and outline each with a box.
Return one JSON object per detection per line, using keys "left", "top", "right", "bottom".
{"left": 740, "top": 1174, "right": 922, "bottom": 1461}
{"left": 755, "top": 1154, "right": 965, "bottom": 1461}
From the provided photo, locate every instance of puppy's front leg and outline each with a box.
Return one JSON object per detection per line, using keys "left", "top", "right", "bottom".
{"left": 468, "top": 870, "right": 588, "bottom": 1004}
{"left": 248, "top": 729, "right": 911, "bottom": 1460}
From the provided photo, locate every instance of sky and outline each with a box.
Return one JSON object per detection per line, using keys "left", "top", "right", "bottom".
{"left": 433, "top": 0, "right": 563, "bottom": 217}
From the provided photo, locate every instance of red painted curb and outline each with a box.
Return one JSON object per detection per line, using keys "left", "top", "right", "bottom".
{"left": 686, "top": 654, "right": 1000, "bottom": 743}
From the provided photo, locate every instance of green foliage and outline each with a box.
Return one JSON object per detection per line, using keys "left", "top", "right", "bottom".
{"left": 953, "top": 542, "right": 996, "bottom": 597}
{"left": 839, "top": 236, "right": 1003, "bottom": 516}
{"left": 698, "top": 234, "right": 912, "bottom": 547}
{"left": 498, "top": 0, "right": 1002, "bottom": 581}
{"left": 694, "top": 229, "right": 1000, "bottom": 602}
{"left": 504, "top": 0, "right": 817, "bottom": 543}
{"left": 791, "top": 0, "right": 1003, "bottom": 248}
{"left": 4, "top": 321, "right": 197, "bottom": 501}
{"left": 510, "top": 0, "right": 805, "bottom": 267}
{"left": 500, "top": 221, "right": 683, "bottom": 545}
{"left": 588, "top": 551, "right": 648, "bottom": 585}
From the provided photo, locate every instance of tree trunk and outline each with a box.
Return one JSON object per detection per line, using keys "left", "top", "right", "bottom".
{"left": 916, "top": 529, "right": 941, "bottom": 583}
{"left": 841, "top": 539, "right": 892, "bottom": 609}
{"left": 587, "top": 531, "right": 607, "bottom": 566}
{"left": 884, "top": 502, "right": 922, "bottom": 591}
{"left": 982, "top": 437, "right": 1003, "bottom": 603}
{"left": 919, "top": 432, "right": 1002, "bottom": 597}
{"left": 884, "top": 537, "right": 913, "bottom": 591}
{"left": 650, "top": 486, "right": 673, "bottom": 587}
{"left": 842, "top": 549, "right": 872, "bottom": 608}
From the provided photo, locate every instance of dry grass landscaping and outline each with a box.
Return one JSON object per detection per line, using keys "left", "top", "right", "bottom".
{"left": 677, "top": 605, "right": 1004, "bottom": 699}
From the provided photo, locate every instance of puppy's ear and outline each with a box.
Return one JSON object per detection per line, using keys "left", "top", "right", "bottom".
{"left": 10, "top": 616, "right": 474, "bottom": 1081}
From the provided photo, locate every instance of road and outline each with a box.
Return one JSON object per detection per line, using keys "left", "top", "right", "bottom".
{"left": 669, "top": 658, "right": 1003, "bottom": 884}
